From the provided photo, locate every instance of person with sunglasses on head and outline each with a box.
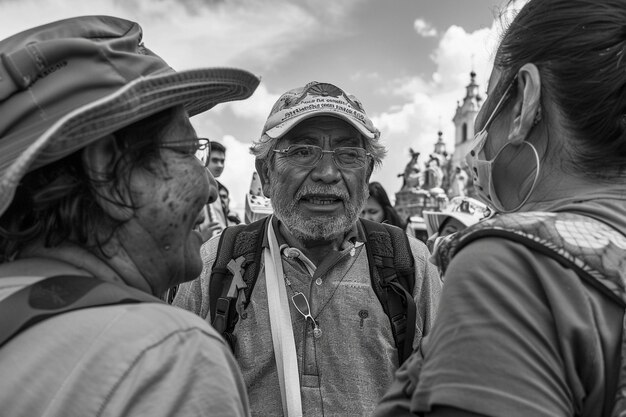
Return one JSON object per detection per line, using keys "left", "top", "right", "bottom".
{"left": 0, "top": 16, "right": 259, "bottom": 416}
{"left": 174, "top": 81, "right": 442, "bottom": 417}
{"left": 375, "top": 1, "right": 626, "bottom": 416}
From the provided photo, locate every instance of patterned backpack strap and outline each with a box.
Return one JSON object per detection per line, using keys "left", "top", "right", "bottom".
{"left": 437, "top": 211, "right": 626, "bottom": 415}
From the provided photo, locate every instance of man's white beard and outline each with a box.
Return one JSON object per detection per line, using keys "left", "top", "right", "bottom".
{"left": 269, "top": 180, "right": 367, "bottom": 242}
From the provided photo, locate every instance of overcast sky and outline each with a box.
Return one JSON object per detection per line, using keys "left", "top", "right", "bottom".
{"left": 0, "top": 0, "right": 524, "bottom": 216}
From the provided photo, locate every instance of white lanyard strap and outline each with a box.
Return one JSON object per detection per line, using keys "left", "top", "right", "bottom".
{"left": 264, "top": 219, "right": 303, "bottom": 417}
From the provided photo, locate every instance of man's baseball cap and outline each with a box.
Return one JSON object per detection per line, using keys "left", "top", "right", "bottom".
{"left": 262, "top": 81, "right": 379, "bottom": 140}
{"left": 0, "top": 15, "right": 260, "bottom": 216}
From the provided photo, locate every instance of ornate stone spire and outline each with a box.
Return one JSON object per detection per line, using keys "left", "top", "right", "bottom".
{"left": 434, "top": 130, "right": 446, "bottom": 155}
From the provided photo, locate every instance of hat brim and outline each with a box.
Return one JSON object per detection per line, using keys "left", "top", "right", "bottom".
{"left": 422, "top": 210, "right": 479, "bottom": 237}
{"left": 264, "top": 110, "right": 377, "bottom": 140}
{"left": 0, "top": 67, "right": 260, "bottom": 217}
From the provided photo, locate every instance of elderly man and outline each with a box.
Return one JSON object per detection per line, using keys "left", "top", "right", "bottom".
{"left": 174, "top": 81, "right": 441, "bottom": 416}
{"left": 0, "top": 16, "right": 258, "bottom": 416}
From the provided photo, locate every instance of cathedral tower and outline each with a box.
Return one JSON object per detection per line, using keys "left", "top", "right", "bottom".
{"left": 451, "top": 70, "right": 482, "bottom": 168}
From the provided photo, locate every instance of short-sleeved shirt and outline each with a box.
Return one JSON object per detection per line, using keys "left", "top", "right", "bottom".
{"left": 174, "top": 218, "right": 442, "bottom": 417}
{"left": 0, "top": 258, "right": 250, "bottom": 417}
{"left": 375, "top": 194, "right": 626, "bottom": 417}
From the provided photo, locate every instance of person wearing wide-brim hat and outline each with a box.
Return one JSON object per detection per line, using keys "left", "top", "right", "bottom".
{"left": 0, "top": 15, "right": 259, "bottom": 416}
{"left": 423, "top": 197, "right": 491, "bottom": 239}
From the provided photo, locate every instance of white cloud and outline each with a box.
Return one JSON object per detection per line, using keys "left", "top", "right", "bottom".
{"left": 225, "top": 83, "right": 280, "bottom": 126}
{"left": 0, "top": 0, "right": 364, "bottom": 73}
{"left": 369, "top": 22, "right": 501, "bottom": 203}
{"left": 0, "top": 0, "right": 521, "bottom": 213}
{"left": 414, "top": 18, "right": 438, "bottom": 38}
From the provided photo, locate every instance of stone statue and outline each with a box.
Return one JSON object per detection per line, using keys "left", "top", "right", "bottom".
{"left": 449, "top": 166, "right": 468, "bottom": 198}
{"left": 422, "top": 153, "right": 445, "bottom": 191}
{"left": 398, "top": 148, "right": 421, "bottom": 190}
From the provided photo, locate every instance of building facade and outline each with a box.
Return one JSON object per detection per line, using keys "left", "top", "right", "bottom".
{"left": 451, "top": 71, "right": 482, "bottom": 169}
{"left": 395, "top": 71, "right": 482, "bottom": 229}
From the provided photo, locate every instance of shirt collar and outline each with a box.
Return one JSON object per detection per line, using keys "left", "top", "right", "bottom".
{"left": 262, "top": 215, "right": 364, "bottom": 250}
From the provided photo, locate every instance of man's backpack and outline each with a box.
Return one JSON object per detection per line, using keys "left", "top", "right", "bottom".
{"left": 208, "top": 216, "right": 417, "bottom": 364}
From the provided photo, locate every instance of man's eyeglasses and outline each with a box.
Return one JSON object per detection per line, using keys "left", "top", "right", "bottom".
{"left": 158, "top": 138, "right": 210, "bottom": 159}
{"left": 273, "top": 145, "right": 371, "bottom": 169}
{"left": 291, "top": 291, "right": 322, "bottom": 338}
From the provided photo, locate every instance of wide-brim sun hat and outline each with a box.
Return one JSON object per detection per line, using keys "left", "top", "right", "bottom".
{"left": 261, "top": 81, "right": 380, "bottom": 140}
{"left": 0, "top": 15, "right": 260, "bottom": 216}
{"left": 422, "top": 197, "right": 492, "bottom": 237}
{"left": 423, "top": 210, "right": 480, "bottom": 237}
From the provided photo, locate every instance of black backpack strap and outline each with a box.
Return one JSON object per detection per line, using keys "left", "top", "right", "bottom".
{"left": 361, "top": 219, "right": 416, "bottom": 364}
{"left": 209, "top": 216, "right": 270, "bottom": 350}
{"left": 0, "top": 274, "right": 162, "bottom": 348}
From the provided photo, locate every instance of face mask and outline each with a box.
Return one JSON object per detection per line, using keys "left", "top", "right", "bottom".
{"left": 465, "top": 75, "right": 540, "bottom": 213}
{"left": 466, "top": 130, "right": 509, "bottom": 212}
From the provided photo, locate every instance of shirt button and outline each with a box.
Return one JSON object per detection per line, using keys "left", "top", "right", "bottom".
{"left": 315, "top": 278, "right": 323, "bottom": 286}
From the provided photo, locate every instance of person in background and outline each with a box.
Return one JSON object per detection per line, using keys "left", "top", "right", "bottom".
{"left": 361, "top": 181, "right": 407, "bottom": 229}
{"left": 448, "top": 166, "right": 468, "bottom": 198}
{"left": 175, "top": 81, "right": 441, "bottom": 417}
{"left": 422, "top": 197, "right": 491, "bottom": 277}
{"left": 197, "top": 141, "right": 229, "bottom": 240}
{"left": 207, "top": 141, "right": 227, "bottom": 179}
{"left": 423, "top": 197, "right": 491, "bottom": 240}
{"left": 218, "top": 181, "right": 242, "bottom": 225}
{"left": 375, "top": 1, "right": 626, "bottom": 416}
{"left": 0, "top": 16, "right": 259, "bottom": 416}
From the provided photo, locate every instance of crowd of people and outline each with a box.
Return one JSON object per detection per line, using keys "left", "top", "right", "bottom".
{"left": 1, "top": 1, "right": 626, "bottom": 416}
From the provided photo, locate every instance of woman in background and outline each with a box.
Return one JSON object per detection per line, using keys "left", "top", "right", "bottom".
{"left": 361, "top": 181, "right": 407, "bottom": 229}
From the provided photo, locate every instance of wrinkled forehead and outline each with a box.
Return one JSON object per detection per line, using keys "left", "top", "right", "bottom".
{"left": 278, "top": 116, "right": 363, "bottom": 146}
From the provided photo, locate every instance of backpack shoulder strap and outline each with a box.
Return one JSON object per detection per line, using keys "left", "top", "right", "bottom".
{"left": 0, "top": 274, "right": 162, "bottom": 348}
{"left": 209, "top": 216, "right": 269, "bottom": 348}
{"left": 443, "top": 212, "right": 626, "bottom": 307}
{"left": 360, "top": 219, "right": 416, "bottom": 364}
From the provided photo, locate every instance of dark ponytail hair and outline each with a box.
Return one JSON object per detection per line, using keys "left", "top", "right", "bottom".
{"left": 368, "top": 182, "right": 406, "bottom": 229}
{"left": 495, "top": 0, "right": 626, "bottom": 178}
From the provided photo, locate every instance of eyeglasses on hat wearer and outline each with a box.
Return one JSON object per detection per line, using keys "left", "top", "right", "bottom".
{"left": 158, "top": 137, "right": 210, "bottom": 160}
{"left": 273, "top": 144, "right": 371, "bottom": 169}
